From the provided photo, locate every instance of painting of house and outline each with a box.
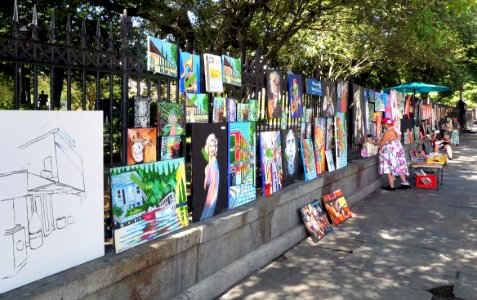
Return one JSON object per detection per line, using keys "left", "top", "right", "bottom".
{"left": 228, "top": 122, "right": 256, "bottom": 209}
{"left": 222, "top": 55, "right": 242, "bottom": 87}
{"left": 110, "top": 158, "right": 189, "bottom": 253}
{"left": 259, "top": 131, "right": 283, "bottom": 196}
{"left": 147, "top": 36, "right": 178, "bottom": 78}
{"left": 180, "top": 51, "right": 200, "bottom": 93}
{"left": 186, "top": 93, "right": 209, "bottom": 123}
{"left": 0, "top": 111, "right": 104, "bottom": 293}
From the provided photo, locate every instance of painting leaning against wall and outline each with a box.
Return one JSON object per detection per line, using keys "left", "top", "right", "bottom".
{"left": 259, "top": 131, "right": 283, "bottom": 196}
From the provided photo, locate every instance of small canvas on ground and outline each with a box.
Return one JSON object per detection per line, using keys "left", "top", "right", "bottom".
{"left": 299, "top": 200, "right": 333, "bottom": 243}
{"left": 322, "top": 189, "right": 352, "bottom": 225}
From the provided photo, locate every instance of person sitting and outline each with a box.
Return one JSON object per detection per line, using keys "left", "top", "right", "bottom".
{"left": 430, "top": 129, "right": 453, "bottom": 160}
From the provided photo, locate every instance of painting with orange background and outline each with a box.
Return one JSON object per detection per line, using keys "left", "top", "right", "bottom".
{"left": 127, "top": 128, "right": 157, "bottom": 165}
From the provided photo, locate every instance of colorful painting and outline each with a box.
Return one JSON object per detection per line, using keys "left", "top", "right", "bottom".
{"left": 374, "top": 112, "right": 383, "bottom": 138}
{"left": 249, "top": 99, "right": 259, "bottom": 121}
{"left": 322, "top": 80, "right": 336, "bottom": 117}
{"left": 389, "top": 89, "right": 400, "bottom": 120}
{"left": 110, "top": 158, "right": 188, "bottom": 253}
{"left": 179, "top": 51, "right": 200, "bottom": 93}
{"left": 228, "top": 122, "right": 256, "bottom": 209}
{"left": 0, "top": 111, "right": 104, "bottom": 293}
{"left": 288, "top": 73, "right": 304, "bottom": 119}
{"left": 222, "top": 55, "right": 242, "bottom": 87}
{"left": 363, "top": 88, "right": 370, "bottom": 135}
{"left": 134, "top": 96, "right": 150, "bottom": 128}
{"left": 186, "top": 93, "right": 209, "bottom": 123}
{"left": 300, "top": 138, "right": 317, "bottom": 181}
{"left": 325, "top": 150, "right": 335, "bottom": 171}
{"left": 300, "top": 122, "right": 306, "bottom": 140}
{"left": 213, "top": 97, "right": 226, "bottom": 123}
{"left": 305, "top": 78, "right": 323, "bottom": 96}
{"left": 191, "top": 124, "right": 229, "bottom": 222}
{"left": 314, "top": 117, "right": 326, "bottom": 174}
{"left": 322, "top": 190, "right": 352, "bottom": 225}
{"left": 160, "top": 136, "right": 182, "bottom": 160}
{"left": 384, "top": 93, "right": 391, "bottom": 118}
{"left": 299, "top": 200, "right": 332, "bottom": 243}
{"left": 158, "top": 102, "right": 186, "bottom": 136}
{"left": 375, "top": 92, "right": 385, "bottom": 112}
{"left": 147, "top": 36, "right": 178, "bottom": 78}
{"left": 227, "top": 98, "right": 237, "bottom": 122}
{"left": 335, "top": 112, "right": 347, "bottom": 169}
{"left": 352, "top": 84, "right": 366, "bottom": 145}
{"left": 204, "top": 53, "right": 224, "bottom": 93}
{"left": 305, "top": 108, "right": 313, "bottom": 123}
{"left": 325, "top": 117, "right": 334, "bottom": 150}
{"left": 127, "top": 128, "right": 157, "bottom": 165}
{"left": 259, "top": 131, "right": 283, "bottom": 196}
{"left": 280, "top": 110, "right": 287, "bottom": 130}
{"left": 281, "top": 129, "right": 299, "bottom": 187}
{"left": 267, "top": 70, "right": 282, "bottom": 119}
{"left": 237, "top": 103, "right": 250, "bottom": 122}
{"left": 336, "top": 79, "right": 348, "bottom": 113}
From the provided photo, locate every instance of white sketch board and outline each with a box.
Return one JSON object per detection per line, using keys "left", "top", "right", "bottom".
{"left": 0, "top": 111, "right": 104, "bottom": 293}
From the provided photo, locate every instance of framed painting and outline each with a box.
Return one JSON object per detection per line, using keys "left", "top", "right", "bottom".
{"left": 336, "top": 79, "right": 348, "bottom": 113}
{"left": 127, "top": 128, "right": 157, "bottom": 165}
{"left": 266, "top": 70, "right": 282, "bottom": 119}
{"left": 288, "top": 73, "right": 304, "bottom": 119}
{"left": 259, "top": 131, "right": 283, "bottom": 196}
{"left": 299, "top": 200, "right": 333, "bottom": 243}
{"left": 228, "top": 122, "right": 256, "bottom": 209}
{"left": 191, "top": 124, "right": 229, "bottom": 222}
{"left": 314, "top": 117, "right": 326, "bottom": 175}
{"left": 322, "top": 189, "right": 352, "bottom": 225}
{"left": 147, "top": 36, "right": 178, "bottom": 78}
{"left": 158, "top": 102, "right": 186, "bottom": 136}
{"left": 281, "top": 129, "right": 299, "bottom": 187}
{"left": 222, "top": 55, "right": 242, "bottom": 87}
{"left": 300, "top": 138, "right": 317, "bottom": 181}
{"left": 179, "top": 51, "right": 200, "bottom": 93}
{"left": 185, "top": 93, "right": 208, "bottom": 123}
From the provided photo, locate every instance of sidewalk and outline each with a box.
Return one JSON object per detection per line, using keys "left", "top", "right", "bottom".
{"left": 219, "top": 133, "right": 477, "bottom": 300}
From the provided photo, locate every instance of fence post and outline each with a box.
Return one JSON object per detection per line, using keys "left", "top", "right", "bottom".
{"left": 120, "top": 9, "right": 130, "bottom": 166}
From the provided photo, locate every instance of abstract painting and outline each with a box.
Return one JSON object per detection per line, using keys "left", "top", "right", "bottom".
{"left": 204, "top": 53, "right": 224, "bottom": 93}
{"left": 325, "top": 117, "right": 334, "bottom": 150}
{"left": 147, "top": 36, "right": 178, "bottom": 78}
{"left": 227, "top": 98, "right": 237, "bottom": 122}
{"left": 281, "top": 129, "right": 299, "bottom": 187}
{"left": 352, "top": 84, "right": 366, "bottom": 145}
{"left": 299, "top": 200, "right": 332, "bottom": 243}
{"left": 228, "top": 122, "right": 256, "bottom": 209}
{"left": 222, "top": 55, "right": 242, "bottom": 87}
{"left": 267, "top": 70, "right": 282, "bottom": 119}
{"left": 288, "top": 73, "right": 304, "bottom": 118}
{"left": 237, "top": 103, "right": 250, "bottom": 122}
{"left": 179, "top": 51, "right": 200, "bottom": 93}
{"left": 335, "top": 112, "right": 347, "bottom": 169}
{"left": 314, "top": 117, "right": 326, "bottom": 174}
{"left": 322, "top": 190, "right": 352, "bottom": 225}
{"left": 305, "top": 78, "right": 323, "bottom": 96}
{"left": 191, "top": 124, "right": 229, "bottom": 222}
{"left": 375, "top": 92, "right": 385, "bottom": 112}
{"left": 110, "top": 158, "right": 189, "bottom": 253}
{"left": 325, "top": 150, "right": 335, "bottom": 172}
{"left": 158, "top": 102, "right": 186, "bottom": 136}
{"left": 336, "top": 79, "right": 348, "bottom": 113}
{"left": 0, "top": 111, "right": 104, "bottom": 293}
{"left": 300, "top": 138, "right": 317, "bottom": 181}
{"left": 186, "top": 93, "right": 208, "bottom": 123}
{"left": 249, "top": 99, "right": 259, "bottom": 121}
{"left": 259, "top": 131, "right": 283, "bottom": 196}
{"left": 322, "top": 80, "right": 336, "bottom": 117}
{"left": 134, "top": 96, "right": 150, "bottom": 128}
{"left": 213, "top": 97, "right": 226, "bottom": 123}
{"left": 127, "top": 128, "right": 157, "bottom": 165}
{"left": 160, "top": 136, "right": 182, "bottom": 160}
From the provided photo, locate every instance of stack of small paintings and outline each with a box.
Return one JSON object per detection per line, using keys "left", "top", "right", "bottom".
{"left": 127, "top": 128, "right": 157, "bottom": 165}
{"left": 259, "top": 131, "right": 283, "bottom": 196}
{"left": 322, "top": 190, "right": 352, "bottom": 225}
{"left": 300, "top": 138, "right": 317, "bottom": 181}
{"left": 158, "top": 102, "right": 186, "bottom": 136}
{"left": 281, "top": 129, "right": 298, "bottom": 187}
{"left": 110, "top": 158, "right": 189, "bottom": 253}
{"left": 185, "top": 93, "right": 208, "bottom": 123}
{"left": 299, "top": 200, "right": 333, "bottom": 242}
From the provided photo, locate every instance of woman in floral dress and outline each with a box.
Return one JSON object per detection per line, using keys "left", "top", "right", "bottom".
{"left": 368, "top": 118, "right": 410, "bottom": 191}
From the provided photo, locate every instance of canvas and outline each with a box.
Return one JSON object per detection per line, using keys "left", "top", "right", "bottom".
{"left": 280, "top": 110, "right": 287, "bottom": 130}
{"left": 336, "top": 79, "right": 348, "bottom": 113}
{"left": 227, "top": 98, "right": 237, "bottom": 122}
{"left": 281, "top": 129, "right": 299, "bottom": 187}
{"left": 305, "top": 108, "right": 313, "bottom": 123}
{"left": 314, "top": 117, "right": 326, "bottom": 174}
{"left": 390, "top": 89, "right": 401, "bottom": 120}
{"left": 158, "top": 102, "right": 186, "bottom": 136}
{"left": 110, "top": 158, "right": 189, "bottom": 253}
{"left": 298, "top": 200, "right": 332, "bottom": 243}
{"left": 222, "top": 55, "right": 242, "bottom": 87}
{"left": 322, "top": 190, "right": 352, "bottom": 225}
{"left": 160, "top": 136, "right": 182, "bottom": 160}
{"left": 322, "top": 80, "right": 336, "bottom": 117}
{"left": 237, "top": 103, "right": 250, "bottom": 122}
{"left": 375, "top": 92, "right": 385, "bottom": 111}
{"left": 191, "top": 124, "right": 229, "bottom": 222}
{"left": 228, "top": 122, "right": 256, "bottom": 209}
{"left": 0, "top": 111, "right": 104, "bottom": 293}
{"left": 363, "top": 89, "right": 370, "bottom": 135}
{"left": 204, "top": 53, "right": 224, "bottom": 93}
{"left": 325, "top": 150, "right": 335, "bottom": 172}
{"left": 305, "top": 78, "right": 323, "bottom": 96}
{"left": 179, "top": 51, "right": 200, "bottom": 93}
{"left": 325, "top": 117, "right": 334, "bottom": 151}
{"left": 267, "top": 70, "right": 282, "bottom": 119}
{"left": 185, "top": 93, "right": 208, "bottom": 123}
{"left": 127, "top": 128, "right": 157, "bottom": 165}
{"left": 352, "top": 84, "right": 366, "bottom": 145}
{"left": 374, "top": 112, "right": 383, "bottom": 138}
{"left": 249, "top": 99, "right": 258, "bottom": 122}
{"left": 259, "top": 131, "right": 283, "bottom": 196}
{"left": 384, "top": 93, "right": 391, "bottom": 118}
{"left": 147, "top": 36, "right": 178, "bottom": 78}
{"left": 300, "top": 138, "right": 317, "bottom": 181}
{"left": 213, "top": 97, "right": 226, "bottom": 123}
{"left": 288, "top": 73, "right": 304, "bottom": 119}
{"left": 335, "top": 112, "right": 347, "bottom": 169}
{"left": 134, "top": 96, "right": 151, "bottom": 128}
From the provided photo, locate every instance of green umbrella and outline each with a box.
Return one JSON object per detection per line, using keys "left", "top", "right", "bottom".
{"left": 383, "top": 82, "right": 451, "bottom": 94}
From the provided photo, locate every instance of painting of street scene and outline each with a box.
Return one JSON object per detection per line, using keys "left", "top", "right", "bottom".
{"left": 127, "top": 128, "right": 157, "bottom": 165}
{"left": 228, "top": 122, "right": 256, "bottom": 209}
{"left": 259, "top": 131, "right": 283, "bottom": 196}
{"left": 186, "top": 93, "right": 209, "bottom": 123}
{"left": 237, "top": 103, "right": 250, "bottom": 122}
{"left": 222, "top": 55, "right": 242, "bottom": 86}
{"left": 147, "top": 36, "right": 178, "bottom": 78}
{"left": 180, "top": 51, "right": 200, "bottom": 93}
{"left": 110, "top": 158, "right": 189, "bottom": 253}
{"left": 322, "top": 189, "right": 352, "bottom": 225}
{"left": 158, "top": 102, "right": 186, "bottom": 136}
{"left": 299, "top": 200, "right": 333, "bottom": 243}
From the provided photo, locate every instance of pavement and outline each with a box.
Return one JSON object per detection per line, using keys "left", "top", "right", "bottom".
{"left": 219, "top": 133, "right": 477, "bottom": 300}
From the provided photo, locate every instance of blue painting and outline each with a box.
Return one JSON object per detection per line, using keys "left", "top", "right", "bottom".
{"left": 288, "top": 73, "right": 304, "bottom": 119}
{"left": 179, "top": 51, "right": 200, "bottom": 93}
{"left": 305, "top": 78, "right": 323, "bottom": 96}
{"left": 147, "top": 36, "right": 178, "bottom": 78}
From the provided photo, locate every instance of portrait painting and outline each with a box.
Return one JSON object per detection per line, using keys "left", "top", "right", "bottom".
{"left": 267, "top": 70, "right": 282, "bottom": 119}
{"left": 281, "top": 129, "right": 299, "bottom": 187}
{"left": 288, "top": 73, "right": 304, "bottom": 119}
{"left": 134, "top": 96, "right": 151, "bottom": 128}
{"left": 259, "top": 131, "right": 283, "bottom": 196}
{"left": 322, "top": 80, "right": 336, "bottom": 117}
